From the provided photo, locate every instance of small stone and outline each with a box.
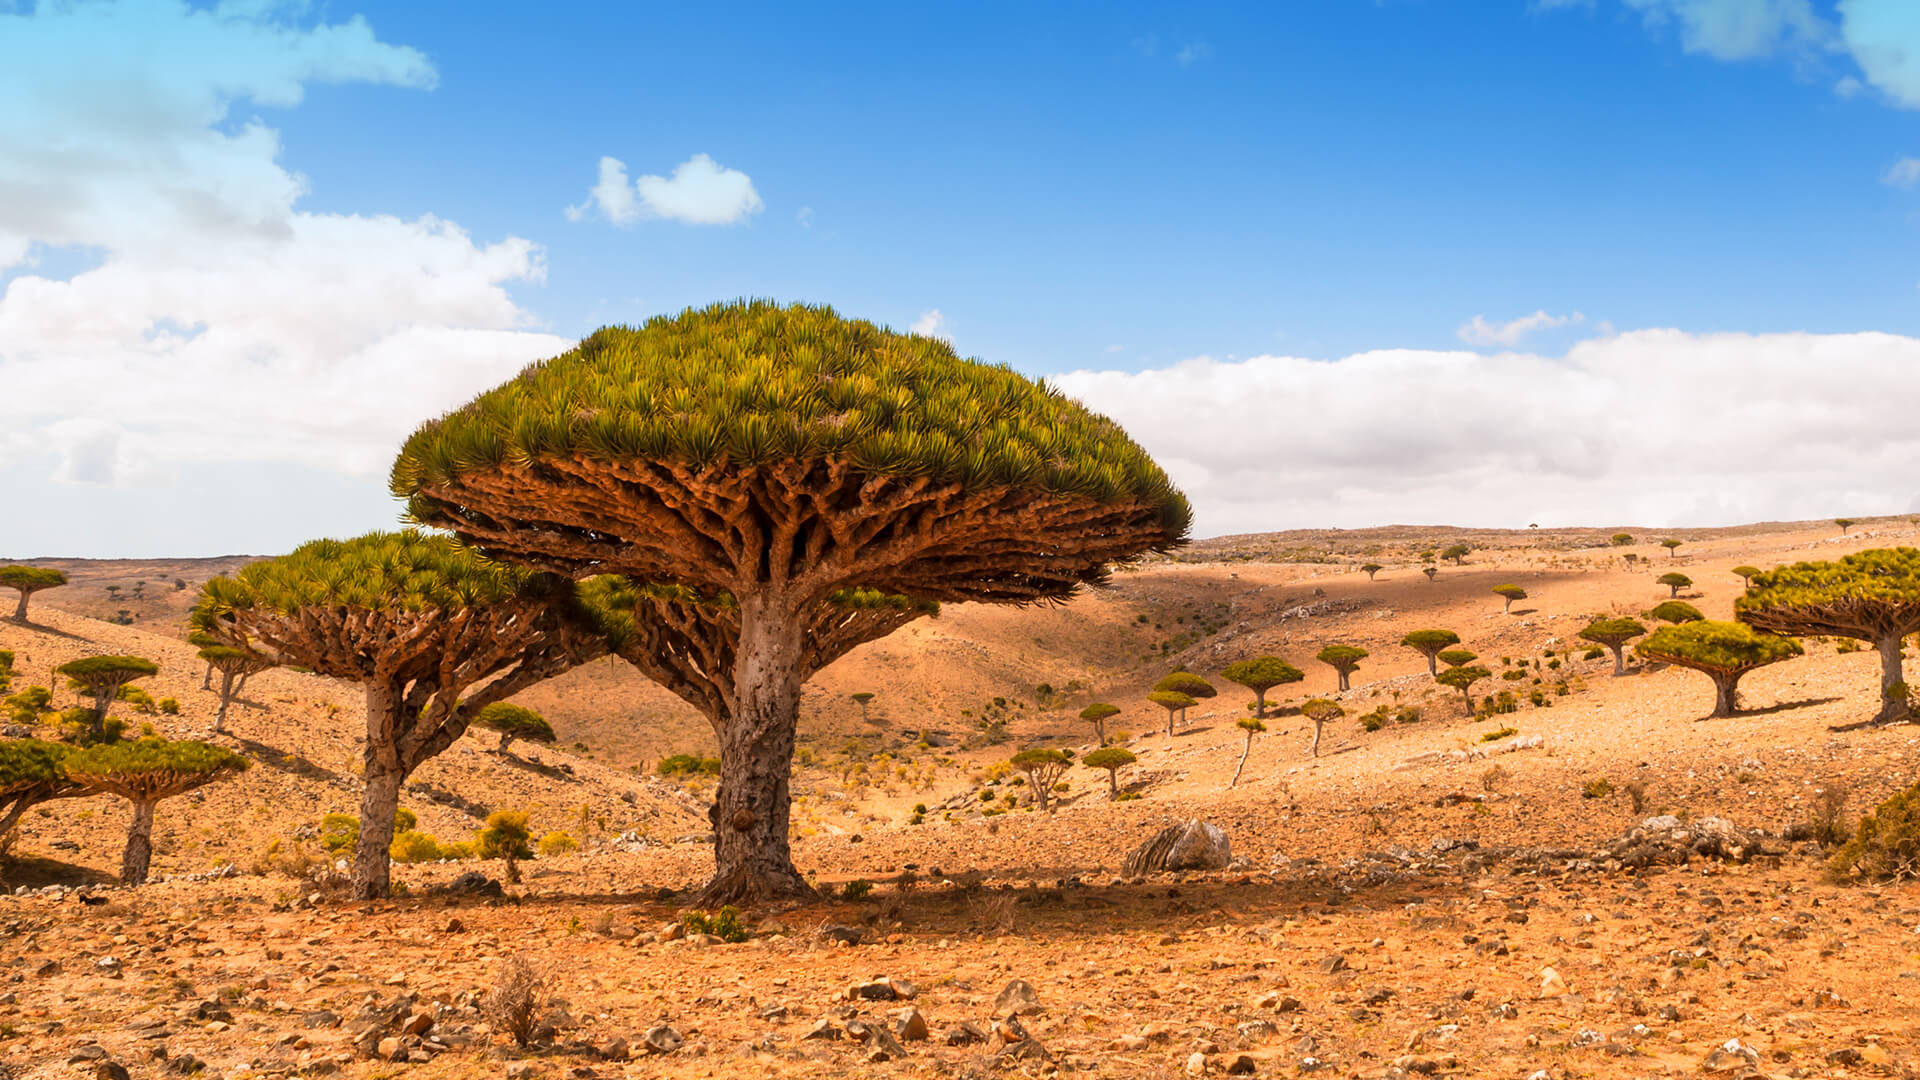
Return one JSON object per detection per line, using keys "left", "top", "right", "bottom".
{"left": 505, "top": 1062, "right": 538, "bottom": 1080}
{"left": 376, "top": 1037, "right": 403, "bottom": 1060}
{"left": 95, "top": 1064, "right": 131, "bottom": 1080}
{"left": 597, "top": 1036, "right": 630, "bottom": 1061}
{"left": 642, "top": 1025, "right": 683, "bottom": 1055}
{"left": 802, "top": 1019, "right": 840, "bottom": 1040}
{"left": 1538, "top": 967, "right": 1568, "bottom": 999}
{"left": 994, "top": 979, "right": 1042, "bottom": 1016}
{"left": 1185, "top": 1051, "right": 1208, "bottom": 1075}
{"left": 943, "top": 1021, "right": 987, "bottom": 1046}
{"left": 1226, "top": 1054, "right": 1257, "bottom": 1074}
{"left": 894, "top": 1007, "right": 929, "bottom": 1042}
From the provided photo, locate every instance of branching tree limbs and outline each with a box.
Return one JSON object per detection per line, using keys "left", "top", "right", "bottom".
{"left": 1010, "top": 748, "right": 1072, "bottom": 812}
{"left": 1579, "top": 618, "right": 1647, "bottom": 676}
{"left": 1079, "top": 702, "right": 1120, "bottom": 745}
{"left": 1, "top": 566, "right": 67, "bottom": 623}
{"left": 1737, "top": 548, "right": 1920, "bottom": 723}
{"left": 390, "top": 302, "right": 1189, "bottom": 901}
{"left": 194, "top": 645, "right": 272, "bottom": 735}
{"left": 1636, "top": 621, "right": 1802, "bottom": 719}
{"left": 1435, "top": 666, "right": 1490, "bottom": 712}
{"left": 194, "top": 532, "right": 616, "bottom": 898}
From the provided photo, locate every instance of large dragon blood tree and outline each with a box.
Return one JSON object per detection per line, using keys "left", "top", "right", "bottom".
{"left": 390, "top": 300, "right": 1190, "bottom": 901}
{"left": 193, "top": 532, "right": 617, "bottom": 898}
{"left": 1737, "top": 548, "right": 1920, "bottom": 724}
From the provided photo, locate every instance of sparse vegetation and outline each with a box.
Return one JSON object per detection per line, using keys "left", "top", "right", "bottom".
{"left": 1635, "top": 621, "right": 1803, "bottom": 717}
{"left": 1648, "top": 600, "right": 1704, "bottom": 624}
{"left": 1360, "top": 563, "right": 1384, "bottom": 581}
{"left": 1738, "top": 549, "right": 1920, "bottom": 723}
{"left": 1579, "top": 617, "right": 1647, "bottom": 676}
{"left": 1401, "top": 629, "right": 1462, "bottom": 676}
{"left": 1300, "top": 698, "right": 1344, "bottom": 758}
{"left": 1009, "top": 748, "right": 1072, "bottom": 812}
{"left": 1829, "top": 779, "right": 1920, "bottom": 882}
{"left": 1079, "top": 702, "right": 1121, "bottom": 745}
{"left": 0, "top": 566, "right": 67, "bottom": 622}
{"left": 1082, "top": 746, "right": 1137, "bottom": 799}
{"left": 475, "top": 702, "right": 557, "bottom": 755}
{"left": 1220, "top": 656, "right": 1303, "bottom": 718}
{"left": 1492, "top": 584, "right": 1527, "bottom": 613}
{"left": 1657, "top": 572, "right": 1692, "bottom": 597}
{"left": 1316, "top": 644, "right": 1368, "bottom": 691}
{"left": 481, "top": 957, "right": 544, "bottom": 1047}
{"left": 1435, "top": 666, "right": 1490, "bottom": 712}
{"left": 477, "top": 810, "right": 533, "bottom": 883}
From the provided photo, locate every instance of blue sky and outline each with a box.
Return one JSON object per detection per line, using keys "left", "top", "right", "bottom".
{"left": 5, "top": 0, "right": 1920, "bottom": 556}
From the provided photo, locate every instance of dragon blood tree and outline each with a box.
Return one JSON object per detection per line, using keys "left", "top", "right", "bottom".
{"left": 194, "top": 532, "right": 616, "bottom": 897}
{"left": 1578, "top": 617, "right": 1646, "bottom": 676}
{"left": 1, "top": 566, "right": 67, "bottom": 622}
{"left": 0, "top": 739, "right": 82, "bottom": 856}
{"left": 1737, "top": 548, "right": 1920, "bottom": 724}
{"left": 474, "top": 702, "right": 556, "bottom": 755}
{"left": 1220, "top": 656, "right": 1302, "bottom": 718}
{"left": 61, "top": 738, "right": 247, "bottom": 885}
{"left": 1635, "top": 621, "right": 1802, "bottom": 719}
{"left": 391, "top": 301, "right": 1189, "bottom": 901}
{"left": 193, "top": 644, "right": 273, "bottom": 735}
{"left": 1316, "top": 644, "right": 1367, "bottom": 691}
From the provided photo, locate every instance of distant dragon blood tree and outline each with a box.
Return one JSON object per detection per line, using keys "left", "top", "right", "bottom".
{"left": 1649, "top": 600, "right": 1705, "bottom": 624}
{"left": 1359, "top": 564, "right": 1383, "bottom": 582}
{"left": 1492, "top": 584, "right": 1527, "bottom": 613}
{"left": 1151, "top": 671, "right": 1216, "bottom": 735}
{"left": 1299, "top": 697, "right": 1344, "bottom": 758}
{"left": 1635, "top": 621, "right": 1802, "bottom": 719}
{"left": 194, "top": 532, "right": 615, "bottom": 898}
{"left": 61, "top": 738, "right": 248, "bottom": 885}
{"left": 1657, "top": 572, "right": 1692, "bottom": 598}
{"left": 1737, "top": 548, "right": 1920, "bottom": 724}
{"left": 1316, "top": 644, "right": 1367, "bottom": 691}
{"left": 1435, "top": 665, "right": 1489, "bottom": 712}
{"left": 1, "top": 566, "right": 67, "bottom": 623}
{"left": 1579, "top": 617, "right": 1647, "bottom": 676}
{"left": 1220, "top": 656, "right": 1302, "bottom": 718}
{"left": 1731, "top": 566, "right": 1761, "bottom": 587}
{"left": 56, "top": 655, "right": 158, "bottom": 744}
{"left": 1082, "top": 745, "right": 1135, "bottom": 799}
{"left": 1079, "top": 702, "right": 1121, "bottom": 745}
{"left": 195, "top": 645, "right": 272, "bottom": 735}
{"left": 389, "top": 301, "right": 1189, "bottom": 901}
{"left": 1401, "top": 629, "right": 1461, "bottom": 676}
{"left": 474, "top": 702, "right": 556, "bottom": 754}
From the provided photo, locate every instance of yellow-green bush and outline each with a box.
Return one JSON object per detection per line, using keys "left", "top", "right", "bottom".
{"left": 1829, "top": 780, "right": 1920, "bottom": 883}
{"left": 390, "top": 830, "right": 443, "bottom": 863}
{"left": 537, "top": 830, "right": 578, "bottom": 856}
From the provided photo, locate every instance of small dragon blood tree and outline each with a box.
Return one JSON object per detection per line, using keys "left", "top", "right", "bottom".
{"left": 1738, "top": 548, "right": 1920, "bottom": 724}
{"left": 390, "top": 301, "right": 1189, "bottom": 901}
{"left": 1635, "top": 621, "right": 1802, "bottom": 719}
{"left": 193, "top": 532, "right": 616, "bottom": 898}
{"left": 62, "top": 738, "right": 248, "bottom": 885}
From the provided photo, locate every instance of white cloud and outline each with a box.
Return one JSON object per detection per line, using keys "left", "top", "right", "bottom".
{"left": 1621, "top": 0, "right": 1829, "bottom": 61}
{"left": 1175, "top": 42, "right": 1211, "bottom": 66}
{"left": 567, "top": 153, "right": 763, "bottom": 227}
{"left": 910, "top": 309, "right": 948, "bottom": 340}
{"left": 1882, "top": 157, "right": 1920, "bottom": 187}
{"left": 796, "top": 206, "right": 814, "bottom": 228}
{"left": 0, "top": 0, "right": 567, "bottom": 490}
{"left": 1457, "top": 309, "right": 1585, "bottom": 347}
{"left": 1838, "top": 0, "right": 1920, "bottom": 109}
{"left": 1055, "top": 329, "right": 1920, "bottom": 536}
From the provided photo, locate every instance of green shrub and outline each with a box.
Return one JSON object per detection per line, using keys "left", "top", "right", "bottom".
{"left": 1829, "top": 780, "right": 1920, "bottom": 882}
{"left": 1480, "top": 726, "right": 1517, "bottom": 742}
{"left": 1582, "top": 778, "right": 1615, "bottom": 799}
{"left": 478, "top": 811, "right": 533, "bottom": 860}
{"left": 390, "top": 830, "right": 443, "bottom": 863}
{"left": 680, "top": 905, "right": 749, "bottom": 942}
{"left": 5, "top": 686, "right": 52, "bottom": 725}
{"left": 537, "top": 830, "right": 579, "bottom": 856}
{"left": 157, "top": 697, "right": 180, "bottom": 715}
{"left": 1582, "top": 647, "right": 1605, "bottom": 660}
{"left": 321, "top": 807, "right": 417, "bottom": 854}
{"left": 841, "top": 879, "right": 873, "bottom": 900}
{"left": 658, "top": 753, "right": 721, "bottom": 777}
{"left": 1359, "top": 710, "right": 1385, "bottom": 732}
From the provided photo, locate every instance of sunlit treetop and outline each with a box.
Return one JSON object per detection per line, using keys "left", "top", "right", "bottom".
{"left": 194, "top": 532, "right": 548, "bottom": 617}
{"left": 1636, "top": 620, "right": 1802, "bottom": 674}
{"left": 1737, "top": 548, "right": 1920, "bottom": 639}
{"left": 389, "top": 300, "right": 1190, "bottom": 604}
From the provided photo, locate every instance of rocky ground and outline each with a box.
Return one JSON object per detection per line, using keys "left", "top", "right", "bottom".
{"left": 5, "top": 516, "right": 1920, "bottom": 1078}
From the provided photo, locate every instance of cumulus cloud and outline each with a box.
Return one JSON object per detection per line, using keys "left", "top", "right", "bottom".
{"left": 1839, "top": 0, "right": 1920, "bottom": 109}
{"left": 910, "top": 308, "right": 948, "bottom": 339}
{"left": 1175, "top": 42, "right": 1211, "bottom": 67}
{"left": 1053, "top": 329, "right": 1920, "bottom": 536}
{"left": 566, "top": 153, "right": 763, "bottom": 226}
{"left": 1621, "top": 0, "right": 1828, "bottom": 61}
{"left": 0, "top": 0, "right": 567, "bottom": 490}
{"left": 1882, "top": 157, "right": 1920, "bottom": 187}
{"left": 1457, "top": 309, "right": 1584, "bottom": 347}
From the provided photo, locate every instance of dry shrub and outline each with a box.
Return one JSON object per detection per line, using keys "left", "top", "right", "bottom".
{"left": 482, "top": 956, "right": 544, "bottom": 1046}
{"left": 969, "top": 892, "right": 1016, "bottom": 935}
{"left": 249, "top": 836, "right": 321, "bottom": 879}
{"left": 1479, "top": 765, "right": 1508, "bottom": 793}
{"left": 1808, "top": 785, "right": 1852, "bottom": 849}
{"left": 1624, "top": 781, "right": 1649, "bottom": 814}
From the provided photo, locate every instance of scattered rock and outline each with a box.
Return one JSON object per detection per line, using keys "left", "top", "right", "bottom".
{"left": 642, "top": 1025, "right": 683, "bottom": 1055}
{"left": 1123, "top": 820, "right": 1232, "bottom": 876}
{"left": 994, "top": 978, "right": 1042, "bottom": 1016}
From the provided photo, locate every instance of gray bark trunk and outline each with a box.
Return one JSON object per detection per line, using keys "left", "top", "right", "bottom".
{"left": 352, "top": 682, "right": 406, "bottom": 900}
{"left": 1231, "top": 732, "right": 1253, "bottom": 786}
{"left": 703, "top": 594, "right": 810, "bottom": 904}
{"left": 201, "top": 662, "right": 212, "bottom": 691}
{"left": 11, "top": 589, "right": 27, "bottom": 622}
{"left": 1337, "top": 670, "right": 1350, "bottom": 692}
{"left": 1710, "top": 673, "right": 1739, "bottom": 718}
{"left": 1105, "top": 768, "right": 1119, "bottom": 800}
{"left": 1878, "top": 634, "right": 1910, "bottom": 723}
{"left": 1425, "top": 654, "right": 1438, "bottom": 676}
{"left": 1310, "top": 719, "right": 1325, "bottom": 758}
{"left": 1610, "top": 645, "right": 1626, "bottom": 676}
{"left": 213, "top": 670, "right": 235, "bottom": 734}
{"left": 1252, "top": 692, "right": 1268, "bottom": 719}
{"left": 121, "top": 799, "right": 156, "bottom": 886}
{"left": 1165, "top": 708, "right": 1176, "bottom": 739}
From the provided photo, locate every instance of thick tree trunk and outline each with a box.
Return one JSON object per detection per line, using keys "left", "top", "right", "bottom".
{"left": 201, "top": 662, "right": 212, "bottom": 691}
{"left": 1230, "top": 733, "right": 1253, "bottom": 787}
{"left": 1310, "top": 719, "right": 1325, "bottom": 758}
{"left": 0, "top": 792, "right": 36, "bottom": 856}
{"left": 703, "top": 595, "right": 811, "bottom": 904}
{"left": 1610, "top": 645, "right": 1626, "bottom": 676}
{"left": 1165, "top": 708, "right": 1176, "bottom": 739}
{"left": 11, "top": 589, "right": 27, "bottom": 622}
{"left": 1504, "top": 598, "right": 1514, "bottom": 614}
{"left": 121, "top": 799, "right": 156, "bottom": 886}
{"left": 1710, "top": 673, "right": 1740, "bottom": 719}
{"left": 1425, "top": 654, "right": 1438, "bottom": 676}
{"left": 213, "top": 671, "right": 235, "bottom": 734}
{"left": 1877, "top": 634, "right": 1910, "bottom": 723}
{"left": 1252, "top": 692, "right": 1268, "bottom": 719}
{"left": 352, "top": 683, "right": 406, "bottom": 900}
{"left": 498, "top": 731, "right": 514, "bottom": 753}
{"left": 1106, "top": 768, "right": 1119, "bottom": 799}
{"left": 1337, "top": 670, "right": 1350, "bottom": 692}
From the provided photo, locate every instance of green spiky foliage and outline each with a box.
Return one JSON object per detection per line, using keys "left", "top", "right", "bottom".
{"left": 1442, "top": 544, "right": 1471, "bottom": 565}
{"left": 1079, "top": 702, "right": 1121, "bottom": 745}
{"left": 1010, "top": 748, "right": 1073, "bottom": 812}
{"left": 1635, "top": 621, "right": 1802, "bottom": 718}
{"left": 1148, "top": 690, "right": 1195, "bottom": 739}
{"left": 1400, "top": 629, "right": 1461, "bottom": 676}
{"left": 1737, "top": 548, "right": 1920, "bottom": 723}
{"left": 849, "top": 691, "right": 875, "bottom": 724}
{"left": 60, "top": 738, "right": 247, "bottom": 885}
{"left": 55, "top": 656, "right": 158, "bottom": 744}
{"left": 1152, "top": 671, "right": 1215, "bottom": 734}
{"left": 1649, "top": 600, "right": 1705, "bottom": 624}
{"left": 1837, "top": 518, "right": 1857, "bottom": 535}
{"left": 1611, "top": 533, "right": 1634, "bottom": 546}
{"left": 1422, "top": 566, "right": 1438, "bottom": 582}
{"left": 477, "top": 810, "right": 534, "bottom": 883}
{"left": 1315, "top": 644, "right": 1368, "bottom": 691}
{"left": 196, "top": 645, "right": 272, "bottom": 735}
{"left": 1492, "top": 584, "right": 1527, "bottom": 613}
{"left": 1219, "top": 657, "right": 1303, "bottom": 718}
{"left": 1359, "top": 564, "right": 1384, "bottom": 581}
{"left": 1731, "top": 566, "right": 1762, "bottom": 586}
{"left": 387, "top": 302, "right": 1190, "bottom": 903}
{"left": 1437, "top": 648, "right": 1478, "bottom": 669}
{"left": 1300, "top": 697, "right": 1345, "bottom": 758}
{"left": 474, "top": 702, "right": 556, "bottom": 754}
{"left": 0, "top": 739, "right": 85, "bottom": 856}
{"left": 1828, "top": 778, "right": 1920, "bottom": 883}
{"left": 0, "top": 566, "right": 67, "bottom": 622}
{"left": 1579, "top": 617, "right": 1647, "bottom": 676}
{"left": 1661, "top": 539, "right": 1683, "bottom": 556}
{"left": 1657, "top": 572, "right": 1692, "bottom": 597}
{"left": 192, "top": 532, "right": 613, "bottom": 898}
{"left": 1434, "top": 666, "right": 1490, "bottom": 712}
{"left": 1081, "top": 746, "right": 1136, "bottom": 799}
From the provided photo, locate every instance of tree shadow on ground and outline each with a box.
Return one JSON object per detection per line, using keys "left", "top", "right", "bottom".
{"left": 228, "top": 734, "right": 344, "bottom": 785}
{"left": 0, "top": 853, "right": 117, "bottom": 891}
{"left": 495, "top": 751, "right": 577, "bottom": 783}
{"left": 4, "top": 617, "right": 90, "bottom": 642}
{"left": 1509, "top": 607, "right": 1539, "bottom": 617}
{"left": 1737, "top": 696, "right": 1842, "bottom": 718}
{"left": 1829, "top": 711, "right": 1917, "bottom": 733}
